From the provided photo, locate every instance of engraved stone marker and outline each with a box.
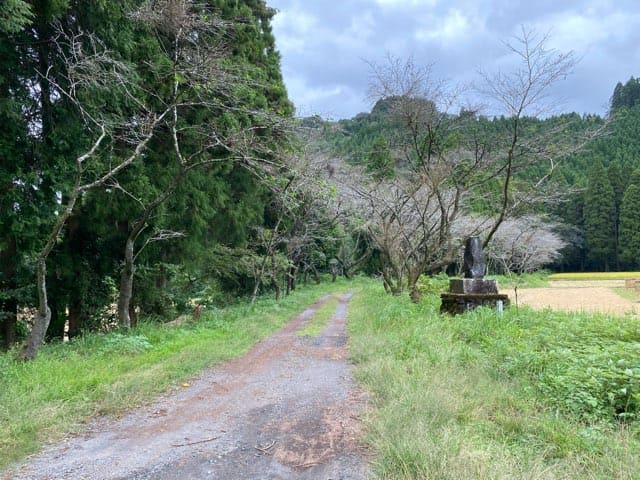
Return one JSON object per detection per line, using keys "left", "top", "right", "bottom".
{"left": 440, "top": 236, "right": 508, "bottom": 315}
{"left": 463, "top": 236, "right": 485, "bottom": 279}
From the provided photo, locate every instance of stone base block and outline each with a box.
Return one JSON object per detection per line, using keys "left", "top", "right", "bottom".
{"left": 449, "top": 278, "right": 498, "bottom": 294}
{"left": 625, "top": 278, "right": 640, "bottom": 290}
{"left": 440, "top": 293, "right": 510, "bottom": 316}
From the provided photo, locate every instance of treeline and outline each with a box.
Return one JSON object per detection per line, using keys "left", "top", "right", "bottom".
{"left": 314, "top": 77, "right": 640, "bottom": 273}
{"left": 555, "top": 79, "right": 640, "bottom": 271}
{"left": 0, "top": 1, "right": 342, "bottom": 356}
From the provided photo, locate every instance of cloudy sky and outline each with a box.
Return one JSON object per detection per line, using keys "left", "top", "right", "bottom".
{"left": 268, "top": 0, "right": 640, "bottom": 120}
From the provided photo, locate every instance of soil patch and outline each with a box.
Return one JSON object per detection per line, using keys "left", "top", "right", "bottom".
{"left": 502, "top": 280, "right": 639, "bottom": 316}
{"left": 4, "top": 293, "right": 370, "bottom": 480}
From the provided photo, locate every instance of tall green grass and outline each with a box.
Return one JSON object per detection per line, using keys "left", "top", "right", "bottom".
{"left": 489, "top": 271, "right": 550, "bottom": 289}
{"left": 348, "top": 279, "right": 640, "bottom": 479}
{"left": 0, "top": 280, "right": 349, "bottom": 470}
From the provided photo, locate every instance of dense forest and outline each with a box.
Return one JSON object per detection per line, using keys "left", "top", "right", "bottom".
{"left": 1, "top": 1, "right": 639, "bottom": 356}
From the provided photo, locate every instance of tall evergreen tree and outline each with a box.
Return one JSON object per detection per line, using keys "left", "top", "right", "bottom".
{"left": 0, "top": 0, "right": 33, "bottom": 33}
{"left": 611, "top": 77, "right": 640, "bottom": 112}
{"left": 607, "top": 163, "right": 628, "bottom": 269}
{"left": 583, "top": 162, "right": 616, "bottom": 270}
{"left": 366, "top": 135, "right": 394, "bottom": 179}
{"left": 619, "top": 171, "right": 640, "bottom": 268}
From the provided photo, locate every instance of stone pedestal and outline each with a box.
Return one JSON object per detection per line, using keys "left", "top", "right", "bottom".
{"left": 625, "top": 278, "right": 640, "bottom": 291}
{"left": 441, "top": 236, "right": 509, "bottom": 315}
{"left": 440, "top": 292, "right": 510, "bottom": 315}
{"left": 448, "top": 278, "right": 498, "bottom": 294}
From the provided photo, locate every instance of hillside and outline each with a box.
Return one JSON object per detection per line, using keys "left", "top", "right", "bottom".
{"left": 305, "top": 80, "right": 640, "bottom": 273}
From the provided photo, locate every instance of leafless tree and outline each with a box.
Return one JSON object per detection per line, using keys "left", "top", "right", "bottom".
{"left": 484, "top": 215, "right": 566, "bottom": 275}
{"left": 351, "top": 29, "right": 603, "bottom": 302}
{"left": 20, "top": 27, "right": 171, "bottom": 360}
{"left": 477, "top": 26, "right": 605, "bottom": 245}
{"left": 340, "top": 169, "right": 486, "bottom": 301}
{"left": 482, "top": 214, "right": 565, "bottom": 307}
{"left": 249, "top": 153, "right": 339, "bottom": 302}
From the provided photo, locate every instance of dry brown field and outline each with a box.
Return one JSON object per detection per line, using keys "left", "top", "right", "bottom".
{"left": 502, "top": 279, "right": 640, "bottom": 316}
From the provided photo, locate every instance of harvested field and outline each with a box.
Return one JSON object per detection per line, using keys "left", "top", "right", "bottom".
{"left": 501, "top": 279, "right": 640, "bottom": 316}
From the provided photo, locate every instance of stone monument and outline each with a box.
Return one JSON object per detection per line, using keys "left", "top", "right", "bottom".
{"left": 440, "top": 236, "right": 509, "bottom": 315}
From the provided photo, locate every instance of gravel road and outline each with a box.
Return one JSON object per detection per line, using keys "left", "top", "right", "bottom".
{"left": 4, "top": 293, "right": 370, "bottom": 480}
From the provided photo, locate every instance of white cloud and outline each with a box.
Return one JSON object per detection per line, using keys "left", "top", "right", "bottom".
{"left": 414, "top": 8, "right": 472, "bottom": 43}
{"left": 269, "top": 0, "right": 640, "bottom": 118}
{"left": 374, "top": 0, "right": 438, "bottom": 7}
{"left": 336, "top": 11, "right": 376, "bottom": 49}
{"left": 271, "top": 8, "right": 319, "bottom": 54}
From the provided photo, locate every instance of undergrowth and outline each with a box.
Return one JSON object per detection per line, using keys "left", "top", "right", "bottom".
{"left": 348, "top": 279, "right": 640, "bottom": 479}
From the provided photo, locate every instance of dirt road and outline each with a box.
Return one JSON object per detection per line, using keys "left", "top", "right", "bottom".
{"left": 503, "top": 280, "right": 639, "bottom": 316}
{"left": 4, "top": 293, "right": 369, "bottom": 480}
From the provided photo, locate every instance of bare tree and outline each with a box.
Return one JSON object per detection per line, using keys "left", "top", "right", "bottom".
{"left": 477, "top": 26, "right": 605, "bottom": 246}
{"left": 19, "top": 27, "right": 173, "bottom": 360}
{"left": 341, "top": 170, "right": 485, "bottom": 301}
{"left": 484, "top": 215, "right": 566, "bottom": 275}
{"left": 351, "top": 29, "right": 602, "bottom": 302}
{"left": 483, "top": 214, "right": 565, "bottom": 307}
{"left": 248, "top": 153, "right": 339, "bottom": 302}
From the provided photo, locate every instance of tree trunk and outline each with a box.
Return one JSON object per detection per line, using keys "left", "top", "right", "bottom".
{"left": 250, "top": 276, "right": 262, "bottom": 304}
{"left": 67, "top": 298, "right": 82, "bottom": 339}
{"left": 20, "top": 185, "right": 81, "bottom": 360}
{"left": 46, "top": 297, "right": 64, "bottom": 341}
{"left": 117, "top": 237, "right": 135, "bottom": 329}
{"left": 285, "top": 268, "right": 292, "bottom": 296}
{"left": 270, "top": 253, "right": 281, "bottom": 301}
{"left": 0, "top": 235, "right": 17, "bottom": 350}
{"left": 20, "top": 257, "right": 51, "bottom": 360}
{"left": 381, "top": 264, "right": 403, "bottom": 295}
{"left": 407, "top": 269, "right": 422, "bottom": 303}
{"left": 286, "top": 265, "right": 298, "bottom": 295}
{"left": 290, "top": 265, "right": 298, "bottom": 291}
{"left": 311, "top": 265, "right": 321, "bottom": 285}
{"left": 129, "top": 303, "right": 138, "bottom": 329}
{"left": 0, "top": 299, "right": 17, "bottom": 350}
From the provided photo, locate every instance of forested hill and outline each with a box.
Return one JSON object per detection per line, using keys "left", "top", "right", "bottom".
{"left": 307, "top": 77, "right": 640, "bottom": 273}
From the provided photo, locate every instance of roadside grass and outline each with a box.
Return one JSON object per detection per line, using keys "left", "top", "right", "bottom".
{"left": 0, "top": 279, "right": 349, "bottom": 471}
{"left": 296, "top": 293, "right": 341, "bottom": 336}
{"left": 549, "top": 272, "right": 640, "bottom": 280}
{"left": 348, "top": 279, "right": 640, "bottom": 479}
{"left": 489, "top": 271, "right": 550, "bottom": 289}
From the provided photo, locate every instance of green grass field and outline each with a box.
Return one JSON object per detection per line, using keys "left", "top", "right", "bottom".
{"left": 348, "top": 278, "right": 640, "bottom": 479}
